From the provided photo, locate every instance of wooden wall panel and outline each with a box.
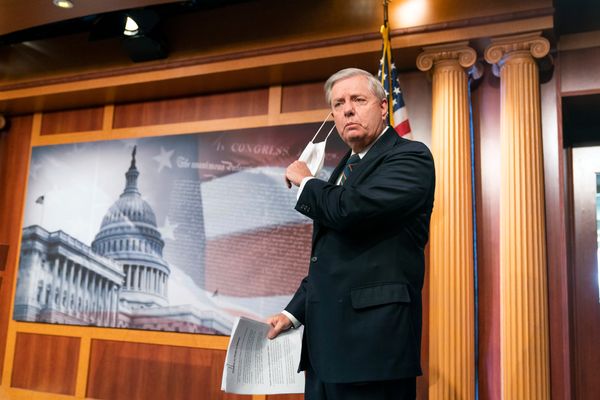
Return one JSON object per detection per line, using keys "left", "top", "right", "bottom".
{"left": 87, "top": 340, "right": 246, "bottom": 400}
{"left": 0, "top": 244, "right": 7, "bottom": 271}
{"left": 541, "top": 68, "right": 572, "bottom": 400}
{"left": 472, "top": 68, "right": 501, "bottom": 400}
{"left": 10, "top": 333, "right": 79, "bottom": 395}
{"left": 281, "top": 82, "right": 327, "bottom": 114}
{"left": 417, "top": 247, "right": 430, "bottom": 399}
{"left": 560, "top": 47, "right": 600, "bottom": 95}
{"left": 113, "top": 89, "right": 269, "bottom": 128}
{"left": 40, "top": 107, "right": 104, "bottom": 135}
{"left": 267, "top": 395, "right": 303, "bottom": 400}
{"left": 0, "top": 115, "right": 33, "bottom": 381}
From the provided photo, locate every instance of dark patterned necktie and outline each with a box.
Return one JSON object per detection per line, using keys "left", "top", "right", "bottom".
{"left": 339, "top": 154, "right": 361, "bottom": 185}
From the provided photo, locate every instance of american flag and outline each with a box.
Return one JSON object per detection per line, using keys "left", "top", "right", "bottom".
{"left": 377, "top": 24, "right": 412, "bottom": 138}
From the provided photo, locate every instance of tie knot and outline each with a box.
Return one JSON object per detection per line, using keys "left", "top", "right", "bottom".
{"left": 346, "top": 154, "right": 361, "bottom": 166}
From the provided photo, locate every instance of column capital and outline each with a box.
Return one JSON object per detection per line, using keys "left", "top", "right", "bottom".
{"left": 484, "top": 32, "right": 550, "bottom": 67}
{"left": 416, "top": 41, "right": 477, "bottom": 72}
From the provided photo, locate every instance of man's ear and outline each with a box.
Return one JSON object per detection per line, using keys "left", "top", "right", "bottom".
{"left": 381, "top": 99, "right": 388, "bottom": 119}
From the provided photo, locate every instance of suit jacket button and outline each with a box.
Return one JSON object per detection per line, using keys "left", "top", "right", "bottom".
{"left": 311, "top": 256, "right": 317, "bottom": 262}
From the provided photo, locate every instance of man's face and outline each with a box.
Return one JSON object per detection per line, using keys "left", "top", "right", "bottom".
{"left": 330, "top": 75, "right": 387, "bottom": 153}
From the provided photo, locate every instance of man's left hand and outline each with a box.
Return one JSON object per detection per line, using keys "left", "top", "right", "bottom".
{"left": 285, "top": 160, "right": 312, "bottom": 188}
{"left": 266, "top": 313, "right": 293, "bottom": 339}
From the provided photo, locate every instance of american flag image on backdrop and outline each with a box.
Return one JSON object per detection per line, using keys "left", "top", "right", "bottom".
{"left": 378, "top": 23, "right": 412, "bottom": 139}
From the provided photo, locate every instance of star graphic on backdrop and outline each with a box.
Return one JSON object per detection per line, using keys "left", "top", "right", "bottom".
{"left": 153, "top": 146, "right": 174, "bottom": 173}
{"left": 158, "top": 217, "right": 178, "bottom": 240}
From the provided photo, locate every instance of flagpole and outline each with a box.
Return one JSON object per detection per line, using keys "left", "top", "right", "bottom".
{"left": 381, "top": 0, "right": 393, "bottom": 126}
{"left": 378, "top": 0, "right": 411, "bottom": 138}
{"left": 383, "top": 0, "right": 390, "bottom": 27}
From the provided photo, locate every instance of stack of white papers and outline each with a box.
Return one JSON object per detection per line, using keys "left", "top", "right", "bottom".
{"left": 221, "top": 317, "right": 305, "bottom": 394}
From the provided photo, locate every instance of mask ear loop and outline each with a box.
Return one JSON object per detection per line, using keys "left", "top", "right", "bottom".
{"left": 323, "top": 124, "right": 335, "bottom": 141}
{"left": 310, "top": 112, "right": 333, "bottom": 142}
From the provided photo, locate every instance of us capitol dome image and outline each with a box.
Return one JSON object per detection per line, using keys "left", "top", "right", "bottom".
{"left": 14, "top": 146, "right": 229, "bottom": 334}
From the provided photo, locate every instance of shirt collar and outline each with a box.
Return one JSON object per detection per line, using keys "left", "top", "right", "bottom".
{"left": 353, "top": 126, "right": 389, "bottom": 159}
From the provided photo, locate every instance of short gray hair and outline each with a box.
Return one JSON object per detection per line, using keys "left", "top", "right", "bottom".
{"left": 324, "top": 68, "right": 387, "bottom": 105}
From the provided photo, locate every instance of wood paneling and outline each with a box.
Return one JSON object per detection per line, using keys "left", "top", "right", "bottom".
{"left": 113, "top": 89, "right": 269, "bottom": 128}
{"left": 0, "top": 0, "right": 551, "bottom": 85}
{"left": 87, "top": 340, "right": 246, "bottom": 400}
{"left": 0, "top": 115, "right": 33, "bottom": 381}
{"left": 570, "top": 146, "right": 600, "bottom": 400}
{"left": 281, "top": 83, "right": 327, "bottom": 113}
{"left": 10, "top": 333, "right": 79, "bottom": 395}
{"left": 267, "top": 395, "right": 304, "bottom": 400}
{"left": 473, "top": 68, "right": 501, "bottom": 400}
{"left": 560, "top": 47, "right": 600, "bottom": 94}
{"left": 418, "top": 247, "right": 430, "bottom": 400}
{"left": 0, "top": 244, "right": 7, "bottom": 271}
{"left": 40, "top": 107, "right": 104, "bottom": 135}
{"left": 542, "top": 71, "right": 573, "bottom": 400}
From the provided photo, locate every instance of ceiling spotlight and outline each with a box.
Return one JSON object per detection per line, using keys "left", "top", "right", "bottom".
{"left": 52, "top": 0, "right": 74, "bottom": 9}
{"left": 123, "top": 17, "right": 139, "bottom": 36}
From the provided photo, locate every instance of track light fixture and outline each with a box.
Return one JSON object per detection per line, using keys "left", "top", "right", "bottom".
{"left": 89, "top": 8, "right": 168, "bottom": 63}
{"left": 52, "top": 0, "right": 74, "bottom": 9}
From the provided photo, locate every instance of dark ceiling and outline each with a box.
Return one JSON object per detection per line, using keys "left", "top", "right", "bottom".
{"left": 1, "top": 0, "right": 599, "bottom": 47}
{"left": 0, "top": 0, "right": 249, "bottom": 45}
{"left": 555, "top": 0, "right": 600, "bottom": 35}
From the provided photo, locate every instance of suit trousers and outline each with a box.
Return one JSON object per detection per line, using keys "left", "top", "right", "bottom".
{"left": 305, "top": 363, "right": 416, "bottom": 400}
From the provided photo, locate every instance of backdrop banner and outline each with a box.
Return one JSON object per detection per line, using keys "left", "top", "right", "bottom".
{"left": 14, "top": 123, "right": 347, "bottom": 335}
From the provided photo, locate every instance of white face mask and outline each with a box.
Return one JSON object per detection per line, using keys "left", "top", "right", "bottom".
{"left": 299, "top": 113, "right": 335, "bottom": 176}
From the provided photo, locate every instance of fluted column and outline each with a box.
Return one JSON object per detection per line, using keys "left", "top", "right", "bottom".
{"left": 484, "top": 32, "right": 550, "bottom": 400}
{"left": 417, "top": 42, "right": 476, "bottom": 400}
{"left": 112, "top": 285, "right": 119, "bottom": 326}
{"left": 163, "top": 274, "right": 168, "bottom": 297}
{"left": 75, "top": 265, "right": 82, "bottom": 316}
{"left": 52, "top": 258, "right": 60, "bottom": 308}
{"left": 83, "top": 269, "right": 90, "bottom": 320}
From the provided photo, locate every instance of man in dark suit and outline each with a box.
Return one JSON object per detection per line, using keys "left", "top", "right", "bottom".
{"left": 267, "top": 68, "right": 435, "bottom": 400}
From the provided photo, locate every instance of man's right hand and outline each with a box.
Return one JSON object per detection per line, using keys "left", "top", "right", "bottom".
{"left": 285, "top": 160, "right": 312, "bottom": 188}
{"left": 266, "top": 313, "right": 292, "bottom": 339}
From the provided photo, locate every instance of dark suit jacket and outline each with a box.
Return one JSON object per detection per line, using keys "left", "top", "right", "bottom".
{"left": 285, "top": 127, "right": 435, "bottom": 383}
